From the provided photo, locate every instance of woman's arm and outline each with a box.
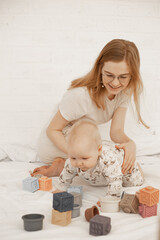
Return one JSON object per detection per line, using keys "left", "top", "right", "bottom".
{"left": 46, "top": 110, "right": 70, "bottom": 154}
{"left": 110, "top": 107, "right": 128, "bottom": 143}
{"left": 110, "top": 107, "right": 136, "bottom": 174}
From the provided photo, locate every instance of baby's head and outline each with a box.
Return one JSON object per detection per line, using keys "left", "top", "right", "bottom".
{"left": 67, "top": 119, "right": 102, "bottom": 171}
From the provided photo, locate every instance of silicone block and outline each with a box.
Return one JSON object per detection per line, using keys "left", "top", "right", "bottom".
{"left": 139, "top": 203, "right": 157, "bottom": 218}
{"left": 22, "top": 214, "right": 44, "bottom": 231}
{"left": 53, "top": 192, "right": 74, "bottom": 212}
{"left": 22, "top": 177, "right": 39, "bottom": 192}
{"left": 38, "top": 177, "right": 52, "bottom": 191}
{"left": 51, "top": 209, "right": 71, "bottom": 226}
{"left": 67, "top": 186, "right": 83, "bottom": 196}
{"left": 120, "top": 193, "right": 139, "bottom": 213}
{"left": 89, "top": 215, "right": 111, "bottom": 236}
{"left": 139, "top": 186, "right": 159, "bottom": 206}
{"left": 70, "top": 192, "right": 82, "bottom": 206}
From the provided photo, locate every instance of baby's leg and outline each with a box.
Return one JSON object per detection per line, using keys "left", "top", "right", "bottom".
{"left": 122, "top": 162, "right": 144, "bottom": 187}
{"left": 32, "top": 157, "right": 65, "bottom": 177}
{"left": 31, "top": 128, "right": 68, "bottom": 177}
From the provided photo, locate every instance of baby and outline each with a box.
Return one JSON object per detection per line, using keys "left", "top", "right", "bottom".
{"left": 55, "top": 119, "right": 144, "bottom": 197}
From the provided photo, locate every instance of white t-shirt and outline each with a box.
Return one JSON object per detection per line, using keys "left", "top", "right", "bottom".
{"left": 37, "top": 87, "right": 130, "bottom": 162}
{"left": 59, "top": 87, "right": 130, "bottom": 124}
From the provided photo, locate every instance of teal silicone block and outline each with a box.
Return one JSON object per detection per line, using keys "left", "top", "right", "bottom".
{"left": 23, "top": 177, "right": 39, "bottom": 192}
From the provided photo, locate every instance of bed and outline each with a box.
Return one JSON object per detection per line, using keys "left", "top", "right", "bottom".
{"left": 0, "top": 134, "right": 160, "bottom": 240}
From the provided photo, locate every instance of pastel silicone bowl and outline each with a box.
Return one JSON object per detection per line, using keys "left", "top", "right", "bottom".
{"left": 22, "top": 213, "right": 44, "bottom": 231}
{"left": 100, "top": 196, "right": 121, "bottom": 213}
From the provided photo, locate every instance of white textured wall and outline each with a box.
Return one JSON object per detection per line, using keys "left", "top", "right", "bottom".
{"left": 0, "top": 0, "right": 160, "bottom": 147}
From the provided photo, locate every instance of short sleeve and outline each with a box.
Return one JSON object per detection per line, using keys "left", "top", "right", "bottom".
{"left": 59, "top": 87, "right": 88, "bottom": 121}
{"left": 116, "top": 92, "right": 131, "bottom": 108}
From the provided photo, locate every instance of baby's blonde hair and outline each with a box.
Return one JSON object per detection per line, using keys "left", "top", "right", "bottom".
{"left": 67, "top": 119, "right": 102, "bottom": 147}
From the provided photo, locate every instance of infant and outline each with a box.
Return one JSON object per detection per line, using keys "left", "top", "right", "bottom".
{"left": 55, "top": 119, "right": 144, "bottom": 197}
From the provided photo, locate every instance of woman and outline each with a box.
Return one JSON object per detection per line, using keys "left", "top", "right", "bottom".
{"left": 32, "top": 39, "right": 148, "bottom": 177}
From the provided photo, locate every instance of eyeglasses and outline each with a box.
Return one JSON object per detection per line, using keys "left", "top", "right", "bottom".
{"left": 102, "top": 73, "right": 131, "bottom": 85}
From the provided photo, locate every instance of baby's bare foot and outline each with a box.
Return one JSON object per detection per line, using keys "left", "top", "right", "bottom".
{"left": 31, "top": 158, "right": 65, "bottom": 177}
{"left": 31, "top": 165, "right": 49, "bottom": 176}
{"left": 44, "top": 158, "right": 65, "bottom": 177}
{"left": 33, "top": 165, "right": 49, "bottom": 173}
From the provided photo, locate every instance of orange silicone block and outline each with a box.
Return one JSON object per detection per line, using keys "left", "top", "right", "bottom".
{"left": 139, "top": 186, "right": 159, "bottom": 206}
{"left": 38, "top": 176, "right": 52, "bottom": 191}
{"left": 51, "top": 209, "right": 71, "bottom": 226}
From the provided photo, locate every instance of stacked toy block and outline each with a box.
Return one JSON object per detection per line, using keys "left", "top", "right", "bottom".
{"left": 138, "top": 186, "right": 159, "bottom": 218}
{"left": 67, "top": 186, "right": 83, "bottom": 218}
{"left": 67, "top": 185, "right": 83, "bottom": 196}
{"left": 69, "top": 192, "right": 82, "bottom": 207}
{"left": 52, "top": 192, "right": 74, "bottom": 226}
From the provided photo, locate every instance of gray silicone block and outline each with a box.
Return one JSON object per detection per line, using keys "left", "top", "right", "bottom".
{"left": 70, "top": 192, "right": 82, "bottom": 206}
{"left": 22, "top": 177, "right": 39, "bottom": 192}
{"left": 71, "top": 204, "right": 80, "bottom": 218}
{"left": 89, "top": 214, "right": 111, "bottom": 236}
{"left": 53, "top": 191, "right": 74, "bottom": 212}
{"left": 67, "top": 186, "right": 83, "bottom": 196}
{"left": 22, "top": 214, "right": 44, "bottom": 231}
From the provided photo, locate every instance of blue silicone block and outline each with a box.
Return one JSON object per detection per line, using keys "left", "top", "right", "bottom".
{"left": 23, "top": 177, "right": 39, "bottom": 192}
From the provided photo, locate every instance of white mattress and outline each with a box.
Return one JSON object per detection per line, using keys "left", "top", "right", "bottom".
{"left": 0, "top": 154, "right": 160, "bottom": 240}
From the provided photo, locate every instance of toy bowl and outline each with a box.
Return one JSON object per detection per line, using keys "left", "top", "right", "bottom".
{"left": 22, "top": 213, "right": 44, "bottom": 231}
{"left": 100, "top": 196, "right": 121, "bottom": 213}
{"left": 85, "top": 205, "right": 99, "bottom": 222}
{"left": 72, "top": 204, "right": 80, "bottom": 218}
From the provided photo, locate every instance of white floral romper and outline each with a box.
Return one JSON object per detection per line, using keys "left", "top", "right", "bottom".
{"left": 57, "top": 142, "right": 144, "bottom": 197}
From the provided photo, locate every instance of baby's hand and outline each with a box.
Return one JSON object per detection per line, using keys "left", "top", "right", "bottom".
{"left": 97, "top": 201, "right": 101, "bottom": 207}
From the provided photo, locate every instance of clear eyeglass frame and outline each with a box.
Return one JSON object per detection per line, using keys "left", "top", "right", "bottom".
{"left": 102, "top": 73, "right": 131, "bottom": 85}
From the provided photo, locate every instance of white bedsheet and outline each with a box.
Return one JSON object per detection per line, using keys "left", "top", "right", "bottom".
{"left": 0, "top": 155, "right": 160, "bottom": 240}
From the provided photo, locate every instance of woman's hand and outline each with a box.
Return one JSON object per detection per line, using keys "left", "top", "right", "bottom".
{"left": 115, "top": 140, "right": 136, "bottom": 174}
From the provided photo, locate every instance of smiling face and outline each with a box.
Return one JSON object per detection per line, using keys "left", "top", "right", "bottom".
{"left": 101, "top": 60, "right": 131, "bottom": 99}
{"left": 68, "top": 135, "right": 100, "bottom": 171}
